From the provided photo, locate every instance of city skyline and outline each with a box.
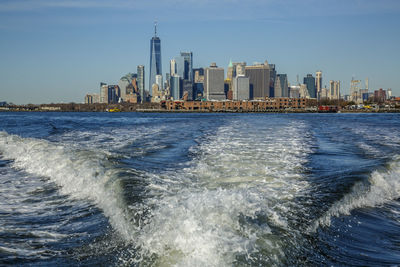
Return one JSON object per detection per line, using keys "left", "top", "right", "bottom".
{"left": 0, "top": 0, "right": 399, "bottom": 104}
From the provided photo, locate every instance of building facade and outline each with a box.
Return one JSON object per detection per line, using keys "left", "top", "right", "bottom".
{"left": 137, "top": 65, "right": 145, "bottom": 103}
{"left": 245, "top": 61, "right": 271, "bottom": 99}
{"left": 233, "top": 75, "right": 250, "bottom": 100}
{"left": 304, "top": 74, "right": 316, "bottom": 98}
{"left": 274, "top": 74, "right": 288, "bottom": 98}
{"left": 316, "top": 71, "right": 322, "bottom": 97}
{"left": 204, "top": 63, "right": 225, "bottom": 100}
{"left": 149, "top": 23, "right": 162, "bottom": 94}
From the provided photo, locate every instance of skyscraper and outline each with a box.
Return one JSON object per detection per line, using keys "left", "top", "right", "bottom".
{"left": 170, "top": 59, "right": 177, "bottom": 76}
{"left": 245, "top": 61, "right": 270, "bottom": 99}
{"left": 137, "top": 65, "right": 145, "bottom": 103}
{"left": 274, "top": 74, "right": 288, "bottom": 97}
{"left": 149, "top": 22, "right": 162, "bottom": 94}
{"left": 170, "top": 75, "right": 182, "bottom": 100}
{"left": 233, "top": 75, "right": 250, "bottom": 100}
{"left": 180, "top": 52, "right": 193, "bottom": 82}
{"left": 204, "top": 63, "right": 225, "bottom": 100}
{"left": 316, "top": 71, "right": 322, "bottom": 97}
{"left": 329, "top": 80, "right": 340, "bottom": 100}
{"left": 304, "top": 74, "right": 316, "bottom": 98}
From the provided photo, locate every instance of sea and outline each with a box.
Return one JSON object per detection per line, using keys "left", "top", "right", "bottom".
{"left": 0, "top": 112, "right": 400, "bottom": 266}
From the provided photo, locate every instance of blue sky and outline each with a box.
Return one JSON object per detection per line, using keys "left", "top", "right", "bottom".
{"left": 0, "top": 0, "right": 399, "bottom": 104}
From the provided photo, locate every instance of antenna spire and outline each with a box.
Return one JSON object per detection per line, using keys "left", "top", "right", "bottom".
{"left": 154, "top": 21, "right": 157, "bottom": 37}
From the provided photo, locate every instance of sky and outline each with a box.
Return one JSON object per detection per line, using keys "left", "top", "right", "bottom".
{"left": 0, "top": 0, "right": 399, "bottom": 104}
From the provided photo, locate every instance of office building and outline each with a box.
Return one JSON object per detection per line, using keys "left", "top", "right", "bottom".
{"left": 233, "top": 75, "right": 250, "bottom": 100}
{"left": 170, "top": 75, "right": 182, "bottom": 100}
{"left": 316, "top": 71, "right": 322, "bottom": 97}
{"left": 149, "top": 22, "right": 162, "bottom": 94}
{"left": 100, "top": 84, "right": 120, "bottom": 104}
{"left": 299, "top": 84, "right": 310, "bottom": 98}
{"left": 194, "top": 68, "right": 204, "bottom": 83}
{"left": 269, "top": 64, "right": 276, "bottom": 97}
{"left": 245, "top": 61, "right": 271, "bottom": 99}
{"left": 204, "top": 63, "right": 225, "bottom": 100}
{"left": 304, "top": 74, "right": 316, "bottom": 98}
{"left": 170, "top": 59, "right": 177, "bottom": 76}
{"left": 289, "top": 86, "right": 300, "bottom": 98}
{"left": 274, "top": 74, "right": 288, "bottom": 98}
{"left": 155, "top": 75, "right": 163, "bottom": 91}
{"left": 374, "top": 88, "right": 387, "bottom": 103}
{"left": 137, "top": 65, "right": 145, "bottom": 103}
{"left": 329, "top": 80, "right": 340, "bottom": 100}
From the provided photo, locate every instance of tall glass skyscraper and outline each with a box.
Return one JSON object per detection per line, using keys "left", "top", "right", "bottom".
{"left": 149, "top": 22, "right": 162, "bottom": 95}
{"left": 304, "top": 74, "right": 316, "bottom": 98}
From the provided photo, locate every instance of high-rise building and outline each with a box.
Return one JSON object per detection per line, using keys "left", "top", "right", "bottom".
{"left": 387, "top": 88, "right": 392, "bottom": 99}
{"left": 227, "top": 60, "right": 234, "bottom": 80}
{"left": 316, "top": 71, "right": 322, "bottom": 97}
{"left": 137, "top": 65, "right": 145, "bottom": 103}
{"left": 245, "top": 61, "right": 270, "bottom": 99}
{"left": 170, "top": 75, "right": 182, "bottom": 100}
{"left": 100, "top": 84, "right": 120, "bottom": 104}
{"left": 174, "top": 52, "right": 193, "bottom": 81}
{"left": 194, "top": 68, "right": 204, "bottom": 83}
{"left": 180, "top": 52, "right": 193, "bottom": 82}
{"left": 269, "top": 64, "right": 276, "bottom": 97}
{"left": 204, "top": 63, "right": 225, "bottom": 100}
{"left": 289, "top": 86, "right": 300, "bottom": 98}
{"left": 233, "top": 75, "right": 250, "bottom": 100}
{"left": 304, "top": 74, "right": 316, "bottom": 98}
{"left": 149, "top": 22, "right": 162, "bottom": 94}
{"left": 329, "top": 80, "right": 340, "bottom": 100}
{"left": 274, "top": 74, "right": 288, "bottom": 98}
{"left": 374, "top": 88, "right": 387, "bottom": 103}
{"left": 155, "top": 75, "right": 163, "bottom": 91}
{"left": 170, "top": 59, "right": 177, "bottom": 76}
{"left": 118, "top": 73, "right": 136, "bottom": 101}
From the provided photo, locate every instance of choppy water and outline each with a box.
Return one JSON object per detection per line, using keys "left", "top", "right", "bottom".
{"left": 1, "top": 112, "right": 400, "bottom": 266}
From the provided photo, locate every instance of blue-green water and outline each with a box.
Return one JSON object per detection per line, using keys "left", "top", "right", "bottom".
{"left": 1, "top": 112, "right": 400, "bottom": 266}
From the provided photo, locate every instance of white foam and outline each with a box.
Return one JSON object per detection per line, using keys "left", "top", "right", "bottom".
{"left": 0, "top": 131, "right": 135, "bottom": 240}
{"left": 128, "top": 119, "right": 313, "bottom": 266}
{"left": 311, "top": 156, "right": 400, "bottom": 231}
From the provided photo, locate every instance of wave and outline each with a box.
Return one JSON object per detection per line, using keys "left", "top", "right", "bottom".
{"left": 0, "top": 131, "right": 135, "bottom": 240}
{"left": 126, "top": 120, "right": 314, "bottom": 266}
{"left": 310, "top": 156, "right": 400, "bottom": 232}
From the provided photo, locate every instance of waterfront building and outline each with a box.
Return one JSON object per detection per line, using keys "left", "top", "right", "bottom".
{"left": 233, "top": 75, "right": 250, "bottom": 100}
{"left": 316, "top": 71, "right": 322, "bottom": 97}
{"left": 84, "top": 93, "right": 100, "bottom": 104}
{"left": 170, "top": 75, "right": 182, "bottom": 100}
{"left": 388, "top": 88, "right": 392, "bottom": 99}
{"left": 274, "top": 74, "right": 288, "bottom": 98}
{"left": 137, "top": 65, "right": 145, "bottom": 103}
{"left": 374, "top": 88, "right": 387, "bottom": 103}
{"left": 204, "top": 63, "right": 225, "bottom": 100}
{"left": 245, "top": 61, "right": 271, "bottom": 99}
{"left": 304, "top": 74, "right": 316, "bottom": 98}
{"left": 100, "top": 85, "right": 120, "bottom": 104}
{"left": 149, "top": 22, "right": 162, "bottom": 94}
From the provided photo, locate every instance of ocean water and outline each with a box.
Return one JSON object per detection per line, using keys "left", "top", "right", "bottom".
{"left": 0, "top": 112, "right": 400, "bottom": 266}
